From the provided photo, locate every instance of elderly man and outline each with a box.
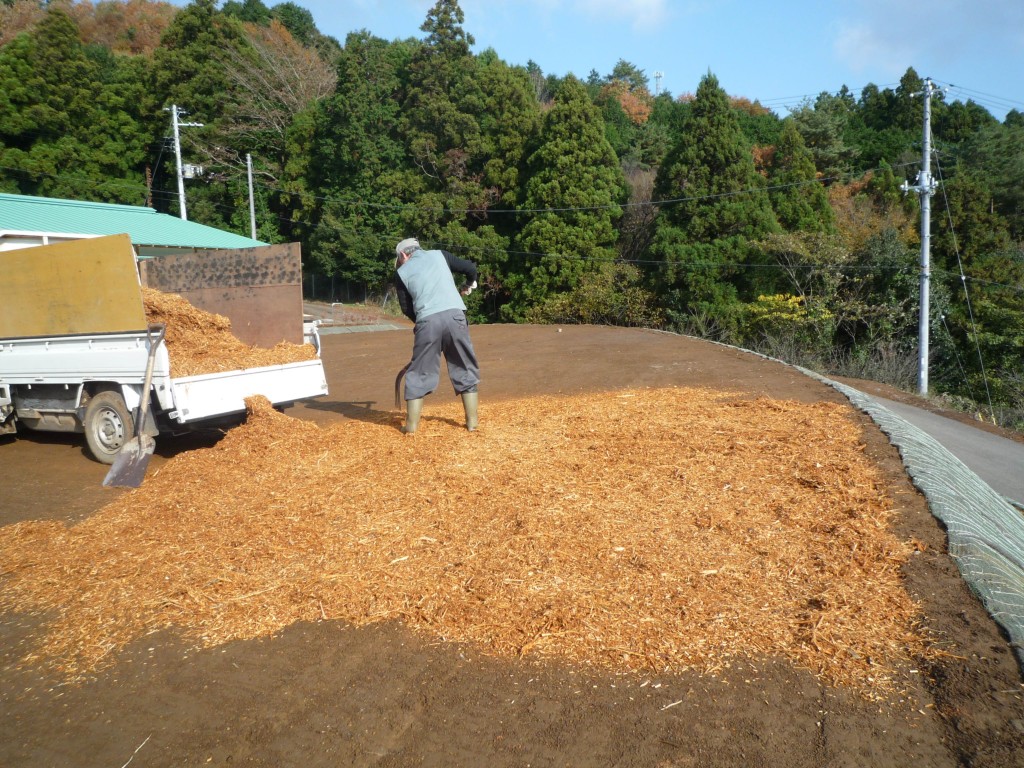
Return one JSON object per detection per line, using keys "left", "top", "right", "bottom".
{"left": 393, "top": 237, "right": 480, "bottom": 434}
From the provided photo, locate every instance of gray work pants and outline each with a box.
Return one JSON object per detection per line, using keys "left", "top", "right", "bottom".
{"left": 404, "top": 309, "right": 480, "bottom": 400}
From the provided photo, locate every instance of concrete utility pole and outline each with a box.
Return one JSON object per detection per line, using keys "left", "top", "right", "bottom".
{"left": 246, "top": 153, "right": 257, "bottom": 240}
{"left": 165, "top": 105, "right": 204, "bottom": 221}
{"left": 901, "top": 78, "right": 938, "bottom": 396}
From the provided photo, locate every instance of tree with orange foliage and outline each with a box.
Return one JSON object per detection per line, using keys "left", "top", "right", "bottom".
{"left": 600, "top": 80, "right": 653, "bottom": 125}
{"left": 207, "top": 18, "right": 336, "bottom": 181}
{"left": 68, "top": 0, "right": 177, "bottom": 54}
{"left": 1, "top": 0, "right": 177, "bottom": 53}
{"left": 728, "top": 96, "right": 772, "bottom": 117}
{"left": 0, "top": 0, "right": 47, "bottom": 46}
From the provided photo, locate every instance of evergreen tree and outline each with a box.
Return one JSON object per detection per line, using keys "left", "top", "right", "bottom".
{"left": 269, "top": 2, "right": 317, "bottom": 46}
{"left": 473, "top": 47, "right": 541, "bottom": 211}
{"left": 650, "top": 72, "right": 779, "bottom": 334}
{"left": 790, "top": 92, "right": 858, "bottom": 181}
{"left": 0, "top": 6, "right": 149, "bottom": 202}
{"left": 598, "top": 96, "right": 635, "bottom": 160}
{"left": 768, "top": 119, "right": 835, "bottom": 233}
{"left": 935, "top": 99, "right": 998, "bottom": 146}
{"left": 608, "top": 59, "right": 649, "bottom": 91}
{"left": 891, "top": 69, "right": 927, "bottom": 131}
{"left": 146, "top": 0, "right": 250, "bottom": 223}
{"left": 961, "top": 121, "right": 1024, "bottom": 240}
{"left": 732, "top": 98, "right": 781, "bottom": 148}
{"left": 847, "top": 70, "right": 926, "bottom": 171}
{"left": 589, "top": 59, "right": 656, "bottom": 165}
{"left": 866, "top": 160, "right": 909, "bottom": 214}
{"left": 389, "top": 0, "right": 537, "bottom": 311}
{"left": 929, "top": 164, "right": 1023, "bottom": 411}
{"left": 936, "top": 245, "right": 1024, "bottom": 412}
{"left": 506, "top": 75, "right": 626, "bottom": 318}
{"left": 932, "top": 169, "right": 1011, "bottom": 273}
{"left": 399, "top": 0, "right": 491, "bottom": 240}
{"left": 655, "top": 73, "right": 778, "bottom": 242}
{"left": 304, "top": 32, "right": 413, "bottom": 291}
{"left": 221, "top": 0, "right": 272, "bottom": 25}
{"left": 149, "top": 0, "right": 245, "bottom": 120}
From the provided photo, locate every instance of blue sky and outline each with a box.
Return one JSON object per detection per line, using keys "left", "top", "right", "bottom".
{"left": 177, "top": 0, "right": 1024, "bottom": 120}
{"left": 300, "top": 0, "right": 1024, "bottom": 119}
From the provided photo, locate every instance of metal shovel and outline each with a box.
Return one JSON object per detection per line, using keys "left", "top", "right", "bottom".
{"left": 103, "top": 323, "right": 166, "bottom": 488}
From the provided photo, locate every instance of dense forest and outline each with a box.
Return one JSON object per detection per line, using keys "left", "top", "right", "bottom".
{"left": 1, "top": 0, "right": 1022, "bottom": 425}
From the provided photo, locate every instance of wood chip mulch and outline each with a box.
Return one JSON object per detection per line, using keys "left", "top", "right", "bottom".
{"left": 142, "top": 287, "right": 317, "bottom": 376}
{"left": 0, "top": 388, "right": 940, "bottom": 697}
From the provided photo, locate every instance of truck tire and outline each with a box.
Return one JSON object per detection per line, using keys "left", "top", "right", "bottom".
{"left": 84, "top": 391, "right": 134, "bottom": 465}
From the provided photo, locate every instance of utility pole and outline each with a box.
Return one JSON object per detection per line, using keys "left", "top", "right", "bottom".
{"left": 165, "top": 104, "right": 204, "bottom": 221}
{"left": 900, "top": 78, "right": 938, "bottom": 396}
{"left": 246, "top": 153, "right": 257, "bottom": 240}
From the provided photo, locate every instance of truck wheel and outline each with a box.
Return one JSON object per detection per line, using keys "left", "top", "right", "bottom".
{"left": 84, "top": 391, "right": 134, "bottom": 465}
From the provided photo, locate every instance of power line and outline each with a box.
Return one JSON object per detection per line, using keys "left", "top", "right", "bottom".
{"left": 7, "top": 159, "right": 1024, "bottom": 294}
{"left": 752, "top": 81, "right": 903, "bottom": 113}
{"left": 245, "top": 164, "right": 919, "bottom": 217}
{"left": 7, "top": 157, "right": 1020, "bottom": 297}
{"left": 932, "top": 80, "right": 1024, "bottom": 115}
{"left": 934, "top": 152, "right": 995, "bottom": 418}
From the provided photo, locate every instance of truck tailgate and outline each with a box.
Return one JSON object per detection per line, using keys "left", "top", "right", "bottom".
{"left": 167, "top": 359, "right": 327, "bottom": 423}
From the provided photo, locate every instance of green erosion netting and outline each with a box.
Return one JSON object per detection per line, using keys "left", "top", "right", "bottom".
{"left": 805, "top": 371, "right": 1024, "bottom": 666}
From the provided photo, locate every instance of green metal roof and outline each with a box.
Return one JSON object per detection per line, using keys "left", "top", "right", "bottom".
{"left": 0, "top": 192, "right": 266, "bottom": 250}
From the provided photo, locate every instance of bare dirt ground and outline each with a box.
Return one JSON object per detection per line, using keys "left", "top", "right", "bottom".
{"left": 2, "top": 322, "right": 1023, "bottom": 767}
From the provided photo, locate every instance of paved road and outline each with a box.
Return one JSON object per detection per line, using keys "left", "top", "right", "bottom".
{"left": 870, "top": 395, "right": 1024, "bottom": 508}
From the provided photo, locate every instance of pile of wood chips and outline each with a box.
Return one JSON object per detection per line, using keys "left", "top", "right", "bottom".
{"left": 0, "top": 388, "right": 940, "bottom": 697}
{"left": 142, "top": 287, "right": 317, "bottom": 376}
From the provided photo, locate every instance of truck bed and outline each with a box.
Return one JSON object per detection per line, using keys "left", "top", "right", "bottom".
{"left": 0, "top": 331, "right": 162, "bottom": 383}
{"left": 0, "top": 331, "right": 327, "bottom": 425}
{"left": 167, "top": 359, "right": 327, "bottom": 423}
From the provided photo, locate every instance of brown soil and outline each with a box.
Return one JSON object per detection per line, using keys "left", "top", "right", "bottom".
{"left": 2, "top": 324, "right": 1023, "bottom": 767}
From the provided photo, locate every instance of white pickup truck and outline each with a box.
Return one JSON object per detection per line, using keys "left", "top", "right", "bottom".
{"left": 0, "top": 235, "right": 328, "bottom": 463}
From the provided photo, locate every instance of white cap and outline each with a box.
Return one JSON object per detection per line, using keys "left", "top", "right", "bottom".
{"left": 395, "top": 238, "right": 420, "bottom": 258}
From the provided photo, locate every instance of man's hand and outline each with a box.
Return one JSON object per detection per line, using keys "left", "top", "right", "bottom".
{"left": 461, "top": 281, "right": 477, "bottom": 297}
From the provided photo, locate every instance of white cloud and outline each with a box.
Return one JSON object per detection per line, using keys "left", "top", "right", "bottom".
{"left": 833, "top": 21, "right": 910, "bottom": 81}
{"left": 572, "top": 0, "right": 669, "bottom": 28}
{"left": 463, "top": 0, "right": 671, "bottom": 37}
{"left": 833, "top": 0, "right": 1024, "bottom": 82}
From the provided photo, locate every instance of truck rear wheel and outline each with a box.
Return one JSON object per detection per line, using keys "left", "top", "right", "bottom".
{"left": 84, "top": 391, "right": 134, "bottom": 465}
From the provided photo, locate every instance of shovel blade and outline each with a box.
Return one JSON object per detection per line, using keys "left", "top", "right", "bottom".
{"left": 102, "top": 435, "right": 156, "bottom": 488}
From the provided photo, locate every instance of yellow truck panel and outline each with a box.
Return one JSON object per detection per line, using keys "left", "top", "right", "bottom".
{"left": 0, "top": 234, "right": 146, "bottom": 338}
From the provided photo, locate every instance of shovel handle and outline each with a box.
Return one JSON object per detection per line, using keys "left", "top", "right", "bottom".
{"left": 135, "top": 323, "right": 166, "bottom": 439}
